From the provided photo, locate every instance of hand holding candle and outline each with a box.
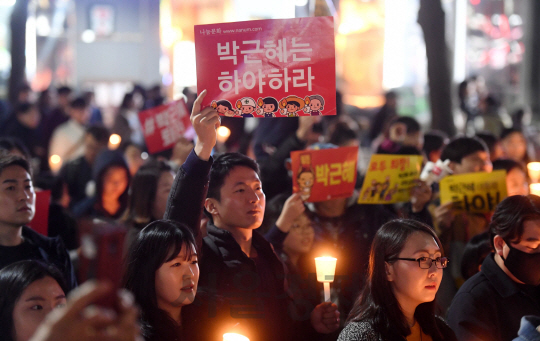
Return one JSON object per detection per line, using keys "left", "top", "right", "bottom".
{"left": 315, "top": 256, "right": 337, "bottom": 302}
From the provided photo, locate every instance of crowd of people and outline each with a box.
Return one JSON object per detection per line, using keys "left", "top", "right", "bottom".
{"left": 0, "top": 80, "right": 539, "bottom": 341}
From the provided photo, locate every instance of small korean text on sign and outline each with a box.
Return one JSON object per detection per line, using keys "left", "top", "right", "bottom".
{"left": 440, "top": 170, "right": 508, "bottom": 214}
{"left": 358, "top": 154, "right": 423, "bottom": 204}
{"left": 291, "top": 146, "right": 358, "bottom": 203}
{"left": 138, "top": 99, "right": 192, "bottom": 154}
{"left": 195, "top": 17, "right": 336, "bottom": 118}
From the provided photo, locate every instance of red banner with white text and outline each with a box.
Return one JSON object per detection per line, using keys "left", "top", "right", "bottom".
{"left": 138, "top": 99, "right": 192, "bottom": 154}
{"left": 195, "top": 17, "right": 336, "bottom": 118}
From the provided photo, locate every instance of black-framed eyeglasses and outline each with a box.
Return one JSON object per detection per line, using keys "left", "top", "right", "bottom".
{"left": 388, "top": 257, "right": 449, "bottom": 269}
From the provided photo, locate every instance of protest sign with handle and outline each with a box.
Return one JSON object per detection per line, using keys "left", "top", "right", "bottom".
{"left": 291, "top": 146, "right": 358, "bottom": 202}
{"left": 358, "top": 154, "right": 423, "bottom": 204}
{"left": 195, "top": 17, "right": 336, "bottom": 118}
{"left": 440, "top": 170, "right": 507, "bottom": 213}
{"left": 138, "top": 99, "right": 192, "bottom": 154}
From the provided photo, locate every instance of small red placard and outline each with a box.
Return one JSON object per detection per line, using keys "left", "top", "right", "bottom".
{"left": 291, "top": 146, "right": 358, "bottom": 202}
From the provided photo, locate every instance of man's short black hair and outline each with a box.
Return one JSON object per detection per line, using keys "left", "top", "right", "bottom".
{"left": 0, "top": 153, "right": 31, "bottom": 177}
{"left": 57, "top": 86, "right": 72, "bottom": 96}
{"left": 475, "top": 132, "right": 498, "bottom": 157}
{"left": 86, "top": 125, "right": 110, "bottom": 144}
{"left": 500, "top": 128, "right": 523, "bottom": 140}
{"left": 492, "top": 159, "right": 525, "bottom": 175}
{"left": 440, "top": 136, "right": 488, "bottom": 163}
{"left": 14, "top": 102, "right": 35, "bottom": 116}
{"left": 489, "top": 195, "right": 540, "bottom": 248}
{"left": 391, "top": 116, "right": 421, "bottom": 134}
{"left": 70, "top": 97, "right": 87, "bottom": 109}
{"left": 207, "top": 153, "right": 260, "bottom": 202}
{"left": 423, "top": 130, "right": 448, "bottom": 156}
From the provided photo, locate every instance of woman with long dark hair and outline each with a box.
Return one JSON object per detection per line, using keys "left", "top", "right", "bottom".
{"left": 338, "top": 219, "right": 456, "bottom": 341}
{"left": 0, "top": 260, "right": 67, "bottom": 341}
{"left": 122, "top": 160, "right": 174, "bottom": 250}
{"left": 123, "top": 220, "right": 198, "bottom": 341}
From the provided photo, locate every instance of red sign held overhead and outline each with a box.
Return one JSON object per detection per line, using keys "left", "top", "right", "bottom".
{"left": 138, "top": 99, "right": 192, "bottom": 154}
{"left": 195, "top": 17, "right": 336, "bottom": 118}
{"left": 291, "top": 146, "right": 358, "bottom": 203}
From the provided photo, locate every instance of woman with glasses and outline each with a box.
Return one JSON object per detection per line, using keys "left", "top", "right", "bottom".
{"left": 338, "top": 219, "right": 457, "bottom": 341}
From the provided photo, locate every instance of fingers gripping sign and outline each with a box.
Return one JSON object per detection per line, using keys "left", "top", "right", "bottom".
{"left": 192, "top": 90, "right": 221, "bottom": 161}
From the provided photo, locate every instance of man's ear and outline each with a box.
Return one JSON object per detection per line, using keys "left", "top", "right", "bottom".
{"left": 493, "top": 235, "right": 506, "bottom": 257}
{"left": 385, "top": 262, "right": 394, "bottom": 282}
{"left": 204, "top": 198, "right": 219, "bottom": 216}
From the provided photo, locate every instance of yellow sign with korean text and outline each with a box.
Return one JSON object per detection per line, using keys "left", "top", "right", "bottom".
{"left": 440, "top": 170, "right": 507, "bottom": 213}
{"left": 358, "top": 154, "right": 423, "bottom": 204}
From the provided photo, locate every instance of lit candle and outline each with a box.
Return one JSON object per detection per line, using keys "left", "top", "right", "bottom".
{"left": 217, "top": 126, "right": 231, "bottom": 144}
{"left": 530, "top": 184, "right": 540, "bottom": 196}
{"left": 315, "top": 256, "right": 337, "bottom": 302}
{"left": 223, "top": 333, "right": 249, "bottom": 341}
{"left": 528, "top": 162, "right": 540, "bottom": 183}
{"left": 49, "top": 154, "right": 62, "bottom": 173}
{"left": 109, "top": 134, "right": 122, "bottom": 150}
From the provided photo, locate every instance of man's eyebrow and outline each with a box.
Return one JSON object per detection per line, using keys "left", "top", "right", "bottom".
{"left": 2, "top": 179, "right": 17, "bottom": 184}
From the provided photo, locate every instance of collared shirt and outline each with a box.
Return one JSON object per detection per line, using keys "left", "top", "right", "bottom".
{"left": 447, "top": 253, "right": 540, "bottom": 341}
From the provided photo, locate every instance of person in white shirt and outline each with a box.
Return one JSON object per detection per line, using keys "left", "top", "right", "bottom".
{"left": 49, "top": 98, "right": 89, "bottom": 171}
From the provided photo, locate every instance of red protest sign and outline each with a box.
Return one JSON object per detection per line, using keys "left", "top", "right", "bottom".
{"left": 28, "top": 190, "right": 51, "bottom": 236}
{"left": 291, "top": 146, "right": 358, "bottom": 202}
{"left": 138, "top": 99, "right": 192, "bottom": 154}
{"left": 195, "top": 17, "right": 336, "bottom": 118}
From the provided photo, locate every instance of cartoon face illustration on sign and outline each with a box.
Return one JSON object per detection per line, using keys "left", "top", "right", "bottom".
{"left": 257, "top": 97, "right": 279, "bottom": 118}
{"left": 297, "top": 153, "right": 314, "bottom": 201}
{"left": 236, "top": 97, "right": 257, "bottom": 118}
{"left": 303, "top": 95, "right": 325, "bottom": 116}
{"left": 279, "top": 95, "right": 309, "bottom": 117}
{"left": 212, "top": 100, "right": 235, "bottom": 117}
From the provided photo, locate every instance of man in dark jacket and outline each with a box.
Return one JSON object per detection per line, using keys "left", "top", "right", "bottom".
{"left": 447, "top": 195, "right": 540, "bottom": 341}
{"left": 0, "top": 154, "right": 77, "bottom": 291}
{"left": 164, "top": 90, "right": 340, "bottom": 341}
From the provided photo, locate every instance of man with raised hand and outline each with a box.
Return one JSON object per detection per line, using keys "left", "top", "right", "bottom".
{"left": 165, "top": 90, "right": 340, "bottom": 341}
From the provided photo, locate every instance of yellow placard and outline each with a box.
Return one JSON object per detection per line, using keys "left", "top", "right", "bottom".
{"left": 440, "top": 170, "right": 508, "bottom": 213}
{"left": 358, "top": 154, "right": 423, "bottom": 204}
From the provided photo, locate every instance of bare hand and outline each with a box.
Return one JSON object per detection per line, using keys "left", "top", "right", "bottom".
{"left": 30, "top": 281, "right": 140, "bottom": 341}
{"left": 310, "top": 302, "right": 340, "bottom": 334}
{"left": 192, "top": 90, "right": 220, "bottom": 161}
{"left": 434, "top": 202, "right": 456, "bottom": 230}
{"left": 410, "top": 180, "right": 432, "bottom": 212}
{"left": 275, "top": 193, "right": 305, "bottom": 233}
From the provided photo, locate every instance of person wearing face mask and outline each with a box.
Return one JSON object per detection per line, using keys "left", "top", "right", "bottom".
{"left": 447, "top": 195, "right": 540, "bottom": 341}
